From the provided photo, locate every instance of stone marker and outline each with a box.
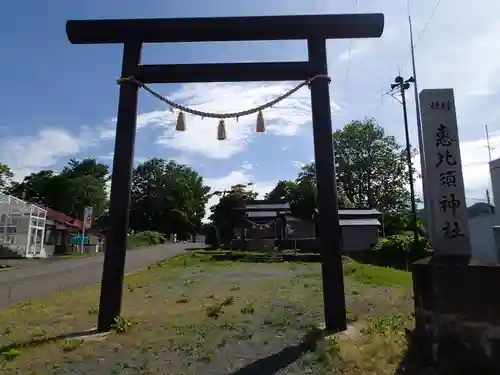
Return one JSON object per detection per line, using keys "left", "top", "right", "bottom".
{"left": 419, "top": 88, "right": 471, "bottom": 257}
{"left": 412, "top": 89, "right": 500, "bottom": 371}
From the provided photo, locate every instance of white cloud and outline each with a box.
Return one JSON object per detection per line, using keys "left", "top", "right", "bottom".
{"left": 291, "top": 160, "right": 305, "bottom": 169}
{"left": 241, "top": 162, "right": 253, "bottom": 170}
{"left": 203, "top": 169, "right": 276, "bottom": 221}
{"left": 1, "top": 127, "right": 96, "bottom": 180}
{"left": 417, "top": 20, "right": 500, "bottom": 101}
{"left": 337, "top": 40, "right": 372, "bottom": 63}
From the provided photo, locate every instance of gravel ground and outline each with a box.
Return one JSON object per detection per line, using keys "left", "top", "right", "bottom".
{"left": 0, "top": 255, "right": 414, "bottom": 375}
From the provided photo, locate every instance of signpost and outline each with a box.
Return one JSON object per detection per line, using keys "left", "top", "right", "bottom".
{"left": 419, "top": 89, "right": 471, "bottom": 257}
{"left": 81, "top": 206, "right": 93, "bottom": 253}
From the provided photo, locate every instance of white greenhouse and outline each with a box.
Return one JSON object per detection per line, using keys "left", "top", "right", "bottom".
{"left": 0, "top": 192, "right": 47, "bottom": 258}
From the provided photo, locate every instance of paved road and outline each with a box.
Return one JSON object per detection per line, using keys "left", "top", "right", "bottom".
{"left": 0, "top": 243, "right": 205, "bottom": 308}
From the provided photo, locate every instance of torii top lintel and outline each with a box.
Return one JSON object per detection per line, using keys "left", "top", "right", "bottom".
{"left": 66, "top": 13, "right": 384, "bottom": 44}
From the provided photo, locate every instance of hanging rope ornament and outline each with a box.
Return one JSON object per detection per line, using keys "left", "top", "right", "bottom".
{"left": 217, "top": 119, "right": 227, "bottom": 140}
{"left": 176, "top": 111, "right": 186, "bottom": 131}
{"left": 116, "top": 74, "right": 330, "bottom": 140}
{"left": 256, "top": 110, "right": 265, "bottom": 133}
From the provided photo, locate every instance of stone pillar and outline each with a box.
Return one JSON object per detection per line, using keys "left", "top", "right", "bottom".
{"left": 420, "top": 89, "right": 470, "bottom": 257}
{"left": 493, "top": 226, "right": 500, "bottom": 264}
{"left": 411, "top": 89, "right": 500, "bottom": 372}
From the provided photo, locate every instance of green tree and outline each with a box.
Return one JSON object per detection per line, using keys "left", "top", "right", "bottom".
{"left": 266, "top": 174, "right": 353, "bottom": 221}
{"left": 209, "top": 183, "right": 257, "bottom": 245}
{"left": 331, "top": 118, "right": 412, "bottom": 212}
{"left": 264, "top": 180, "right": 297, "bottom": 203}
{"left": 298, "top": 119, "right": 412, "bottom": 232}
{"left": 9, "top": 170, "right": 56, "bottom": 202}
{"left": 0, "top": 163, "right": 14, "bottom": 192}
{"left": 9, "top": 158, "right": 109, "bottom": 220}
{"left": 130, "top": 158, "right": 209, "bottom": 239}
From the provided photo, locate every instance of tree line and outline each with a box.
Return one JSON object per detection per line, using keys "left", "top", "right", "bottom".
{"left": 0, "top": 158, "right": 209, "bottom": 240}
{"left": 1, "top": 119, "right": 416, "bottom": 241}
{"left": 209, "top": 119, "right": 417, "bottom": 244}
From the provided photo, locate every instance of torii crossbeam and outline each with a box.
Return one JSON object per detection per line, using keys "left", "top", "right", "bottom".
{"left": 66, "top": 13, "right": 384, "bottom": 333}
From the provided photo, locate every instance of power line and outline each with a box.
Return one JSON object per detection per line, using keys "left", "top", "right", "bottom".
{"left": 412, "top": 0, "right": 444, "bottom": 48}
{"left": 342, "top": 0, "right": 359, "bottom": 94}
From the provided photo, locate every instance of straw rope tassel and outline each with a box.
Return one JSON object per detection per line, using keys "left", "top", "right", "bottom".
{"left": 217, "top": 119, "right": 227, "bottom": 140}
{"left": 176, "top": 112, "right": 186, "bottom": 131}
{"left": 256, "top": 110, "right": 265, "bottom": 133}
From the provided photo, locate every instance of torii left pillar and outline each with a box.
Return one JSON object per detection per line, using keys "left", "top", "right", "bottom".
{"left": 65, "top": 13, "right": 385, "bottom": 333}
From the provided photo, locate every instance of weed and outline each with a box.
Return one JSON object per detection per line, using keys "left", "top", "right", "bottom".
{"left": 363, "top": 312, "right": 411, "bottom": 337}
{"left": 111, "top": 316, "right": 136, "bottom": 334}
{"left": 203, "top": 303, "right": 223, "bottom": 319}
{"left": 220, "top": 296, "right": 235, "bottom": 306}
{"left": 1, "top": 347, "right": 21, "bottom": 361}
{"left": 176, "top": 294, "right": 190, "bottom": 304}
{"left": 346, "top": 308, "right": 359, "bottom": 323}
{"left": 87, "top": 305, "right": 99, "bottom": 315}
{"left": 60, "top": 339, "right": 82, "bottom": 353}
{"left": 240, "top": 301, "right": 255, "bottom": 315}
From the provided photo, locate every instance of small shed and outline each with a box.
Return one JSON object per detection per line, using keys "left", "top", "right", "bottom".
{"left": 232, "top": 201, "right": 381, "bottom": 252}
{"left": 314, "top": 208, "right": 382, "bottom": 252}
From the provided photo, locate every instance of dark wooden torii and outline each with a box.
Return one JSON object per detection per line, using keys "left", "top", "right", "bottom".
{"left": 66, "top": 13, "right": 384, "bottom": 333}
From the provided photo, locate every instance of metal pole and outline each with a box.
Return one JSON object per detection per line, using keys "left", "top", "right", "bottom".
{"left": 486, "top": 124, "right": 493, "bottom": 163}
{"left": 81, "top": 225, "right": 85, "bottom": 254}
{"left": 308, "top": 37, "right": 347, "bottom": 333}
{"left": 97, "top": 42, "right": 142, "bottom": 332}
{"left": 400, "top": 80, "right": 419, "bottom": 247}
{"left": 485, "top": 125, "right": 495, "bottom": 214}
{"left": 408, "top": 13, "right": 432, "bottom": 243}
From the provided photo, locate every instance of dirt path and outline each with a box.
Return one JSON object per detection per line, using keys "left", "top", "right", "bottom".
{"left": 0, "top": 242, "right": 204, "bottom": 308}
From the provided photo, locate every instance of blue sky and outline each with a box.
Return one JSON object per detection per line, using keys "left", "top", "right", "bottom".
{"left": 1, "top": 0, "right": 500, "bottom": 213}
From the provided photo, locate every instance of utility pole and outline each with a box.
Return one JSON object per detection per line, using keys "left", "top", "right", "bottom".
{"left": 486, "top": 125, "right": 494, "bottom": 163}
{"left": 485, "top": 125, "right": 495, "bottom": 214}
{"left": 408, "top": 9, "right": 433, "bottom": 242}
{"left": 391, "top": 76, "right": 419, "bottom": 248}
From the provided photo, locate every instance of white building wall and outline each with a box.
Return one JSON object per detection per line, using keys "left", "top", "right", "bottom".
{"left": 468, "top": 214, "right": 497, "bottom": 263}
{"left": 490, "top": 158, "right": 500, "bottom": 225}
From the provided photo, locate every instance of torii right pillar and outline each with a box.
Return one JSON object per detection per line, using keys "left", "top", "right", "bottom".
{"left": 411, "top": 88, "right": 500, "bottom": 372}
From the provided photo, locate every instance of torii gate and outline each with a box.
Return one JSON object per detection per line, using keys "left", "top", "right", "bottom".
{"left": 66, "top": 13, "right": 384, "bottom": 333}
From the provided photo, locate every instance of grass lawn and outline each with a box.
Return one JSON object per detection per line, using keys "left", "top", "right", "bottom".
{"left": 0, "top": 254, "right": 417, "bottom": 375}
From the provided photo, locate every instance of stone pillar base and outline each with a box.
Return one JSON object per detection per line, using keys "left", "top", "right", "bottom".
{"left": 412, "top": 256, "right": 500, "bottom": 372}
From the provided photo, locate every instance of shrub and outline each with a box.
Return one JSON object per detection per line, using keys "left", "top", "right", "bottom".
{"left": 373, "top": 233, "right": 429, "bottom": 269}
{"left": 127, "top": 231, "right": 166, "bottom": 249}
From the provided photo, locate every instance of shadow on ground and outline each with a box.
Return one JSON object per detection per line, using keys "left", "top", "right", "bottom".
{"left": 0, "top": 328, "right": 105, "bottom": 354}
{"left": 229, "top": 333, "right": 321, "bottom": 375}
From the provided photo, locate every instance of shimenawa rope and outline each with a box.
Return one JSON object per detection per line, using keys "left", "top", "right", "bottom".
{"left": 116, "top": 74, "right": 330, "bottom": 140}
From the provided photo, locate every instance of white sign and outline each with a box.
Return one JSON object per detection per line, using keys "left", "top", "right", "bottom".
{"left": 419, "top": 88, "right": 471, "bottom": 256}
{"left": 83, "top": 206, "right": 93, "bottom": 229}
